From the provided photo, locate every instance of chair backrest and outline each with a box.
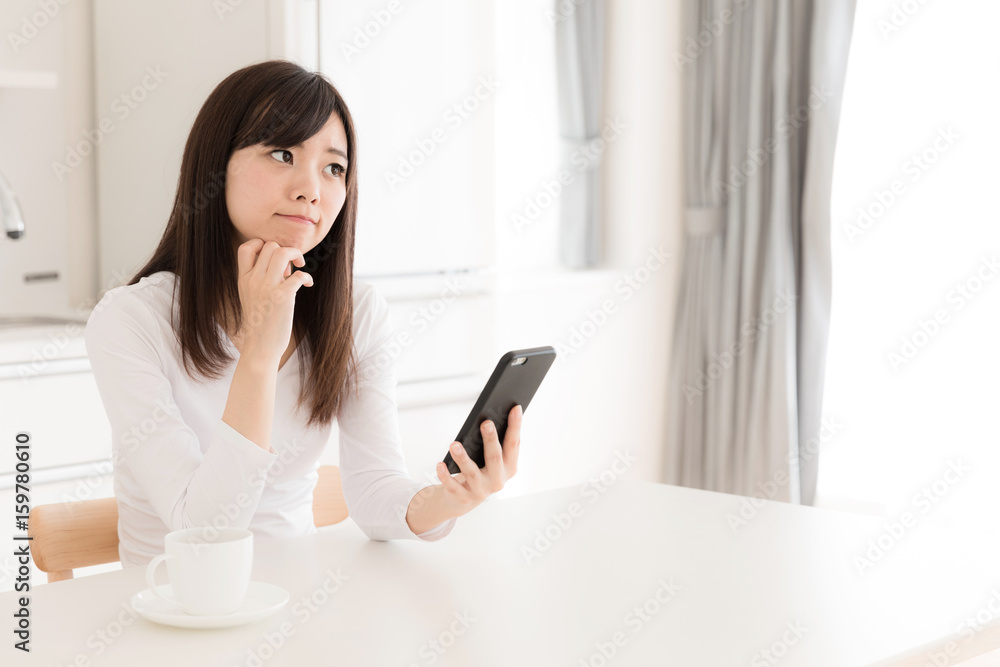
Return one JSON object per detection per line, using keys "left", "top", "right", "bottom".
{"left": 28, "top": 464, "right": 348, "bottom": 583}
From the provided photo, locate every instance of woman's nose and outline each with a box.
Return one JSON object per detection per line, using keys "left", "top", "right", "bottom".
{"left": 292, "top": 168, "right": 320, "bottom": 203}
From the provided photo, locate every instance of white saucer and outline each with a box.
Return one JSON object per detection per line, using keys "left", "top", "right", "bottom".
{"left": 131, "top": 581, "right": 290, "bottom": 629}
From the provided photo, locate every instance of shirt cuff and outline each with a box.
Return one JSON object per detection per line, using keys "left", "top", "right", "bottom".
{"left": 171, "top": 420, "right": 279, "bottom": 531}
{"left": 414, "top": 516, "right": 458, "bottom": 541}
{"left": 216, "top": 419, "right": 281, "bottom": 461}
{"left": 404, "top": 481, "right": 458, "bottom": 541}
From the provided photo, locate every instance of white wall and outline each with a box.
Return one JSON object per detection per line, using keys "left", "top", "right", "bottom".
{"left": 602, "top": 0, "right": 683, "bottom": 486}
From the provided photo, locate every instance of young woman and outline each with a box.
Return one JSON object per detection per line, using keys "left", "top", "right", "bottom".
{"left": 85, "top": 60, "right": 522, "bottom": 567}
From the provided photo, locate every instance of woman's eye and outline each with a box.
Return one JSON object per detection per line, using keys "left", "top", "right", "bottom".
{"left": 324, "top": 163, "right": 346, "bottom": 177}
{"left": 269, "top": 149, "right": 292, "bottom": 164}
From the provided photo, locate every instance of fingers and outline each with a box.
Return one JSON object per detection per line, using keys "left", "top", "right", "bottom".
{"left": 253, "top": 240, "right": 279, "bottom": 277}
{"left": 443, "top": 409, "right": 519, "bottom": 505}
{"left": 448, "top": 420, "right": 504, "bottom": 500}
{"left": 237, "top": 239, "right": 266, "bottom": 275}
{"left": 263, "top": 244, "right": 306, "bottom": 284}
{"left": 436, "top": 454, "right": 472, "bottom": 504}
{"left": 286, "top": 270, "right": 314, "bottom": 290}
{"left": 480, "top": 419, "right": 505, "bottom": 492}
{"left": 501, "top": 405, "right": 522, "bottom": 477}
{"left": 438, "top": 412, "right": 519, "bottom": 514}
{"left": 445, "top": 441, "right": 491, "bottom": 500}
{"left": 282, "top": 251, "right": 306, "bottom": 279}
{"left": 243, "top": 241, "right": 311, "bottom": 289}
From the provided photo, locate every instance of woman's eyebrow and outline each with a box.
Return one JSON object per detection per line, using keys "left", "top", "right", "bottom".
{"left": 325, "top": 147, "right": 348, "bottom": 160}
{"left": 285, "top": 142, "right": 349, "bottom": 161}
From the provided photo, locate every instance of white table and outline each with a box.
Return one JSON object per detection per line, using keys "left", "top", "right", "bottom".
{"left": 3, "top": 480, "right": 1000, "bottom": 666}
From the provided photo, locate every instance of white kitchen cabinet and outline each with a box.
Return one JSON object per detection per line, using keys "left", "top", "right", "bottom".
{"left": 0, "top": 324, "right": 110, "bottom": 478}
{"left": 0, "top": 364, "right": 110, "bottom": 475}
{"left": 0, "top": 324, "right": 119, "bottom": 592}
{"left": 0, "top": 0, "right": 75, "bottom": 317}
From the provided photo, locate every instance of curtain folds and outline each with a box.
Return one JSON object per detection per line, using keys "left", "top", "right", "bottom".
{"left": 555, "top": 0, "right": 605, "bottom": 268}
{"left": 665, "top": 0, "right": 857, "bottom": 505}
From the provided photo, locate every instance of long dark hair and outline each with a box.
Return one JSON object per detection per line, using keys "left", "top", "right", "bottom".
{"left": 128, "top": 60, "right": 360, "bottom": 429}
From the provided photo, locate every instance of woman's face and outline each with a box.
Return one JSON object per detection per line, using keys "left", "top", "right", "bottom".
{"left": 225, "top": 112, "right": 349, "bottom": 255}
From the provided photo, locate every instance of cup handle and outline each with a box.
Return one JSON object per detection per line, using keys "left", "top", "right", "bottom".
{"left": 145, "top": 553, "right": 182, "bottom": 608}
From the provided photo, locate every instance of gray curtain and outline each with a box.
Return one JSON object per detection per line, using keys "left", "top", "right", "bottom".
{"left": 664, "top": 0, "right": 856, "bottom": 505}
{"left": 555, "top": 0, "right": 604, "bottom": 268}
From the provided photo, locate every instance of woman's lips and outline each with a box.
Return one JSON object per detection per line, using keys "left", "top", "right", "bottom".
{"left": 277, "top": 214, "right": 315, "bottom": 225}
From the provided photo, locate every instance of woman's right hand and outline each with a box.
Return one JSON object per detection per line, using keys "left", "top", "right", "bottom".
{"left": 234, "top": 239, "right": 313, "bottom": 365}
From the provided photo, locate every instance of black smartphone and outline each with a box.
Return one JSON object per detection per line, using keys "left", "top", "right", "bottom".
{"left": 442, "top": 346, "right": 556, "bottom": 475}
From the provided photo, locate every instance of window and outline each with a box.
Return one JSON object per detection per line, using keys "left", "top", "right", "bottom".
{"left": 817, "top": 0, "right": 1000, "bottom": 528}
{"left": 494, "top": 0, "right": 563, "bottom": 271}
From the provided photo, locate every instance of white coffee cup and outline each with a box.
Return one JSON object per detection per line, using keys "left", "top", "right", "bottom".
{"left": 145, "top": 527, "right": 253, "bottom": 616}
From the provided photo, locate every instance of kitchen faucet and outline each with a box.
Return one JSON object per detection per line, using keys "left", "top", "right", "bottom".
{"left": 0, "top": 169, "right": 25, "bottom": 240}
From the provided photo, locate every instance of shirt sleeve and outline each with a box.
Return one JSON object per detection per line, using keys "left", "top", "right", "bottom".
{"left": 337, "top": 284, "right": 457, "bottom": 542}
{"left": 85, "top": 289, "right": 279, "bottom": 532}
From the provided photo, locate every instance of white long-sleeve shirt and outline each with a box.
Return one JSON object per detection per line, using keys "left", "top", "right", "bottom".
{"left": 84, "top": 270, "right": 455, "bottom": 567}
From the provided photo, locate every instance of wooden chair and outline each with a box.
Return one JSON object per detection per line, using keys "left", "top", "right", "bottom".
{"left": 27, "top": 465, "right": 348, "bottom": 583}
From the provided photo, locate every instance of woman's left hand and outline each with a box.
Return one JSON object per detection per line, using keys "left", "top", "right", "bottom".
{"left": 435, "top": 404, "right": 522, "bottom": 517}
